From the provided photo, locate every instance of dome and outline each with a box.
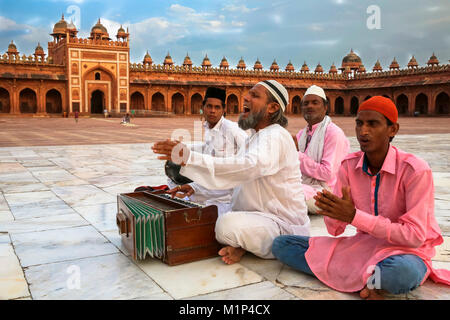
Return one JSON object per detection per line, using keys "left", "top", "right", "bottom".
{"left": 91, "top": 19, "right": 108, "bottom": 34}
{"left": 342, "top": 49, "right": 362, "bottom": 63}
{"left": 270, "top": 59, "right": 279, "bottom": 71}
{"left": 329, "top": 63, "right": 338, "bottom": 74}
{"left": 220, "top": 56, "right": 229, "bottom": 68}
{"left": 117, "top": 25, "right": 126, "bottom": 33}
{"left": 52, "top": 14, "right": 68, "bottom": 34}
{"left": 183, "top": 53, "right": 193, "bottom": 66}
{"left": 163, "top": 52, "right": 173, "bottom": 65}
{"left": 143, "top": 51, "right": 152, "bottom": 64}
{"left": 373, "top": 59, "right": 383, "bottom": 72}
{"left": 253, "top": 58, "right": 263, "bottom": 70}
{"left": 35, "top": 43, "right": 44, "bottom": 54}
{"left": 427, "top": 53, "right": 439, "bottom": 66}
{"left": 202, "top": 54, "right": 212, "bottom": 67}
{"left": 314, "top": 62, "right": 324, "bottom": 73}
{"left": 341, "top": 49, "right": 362, "bottom": 70}
{"left": 300, "top": 61, "right": 309, "bottom": 73}
{"left": 408, "top": 55, "right": 419, "bottom": 68}
{"left": 389, "top": 57, "right": 400, "bottom": 70}
{"left": 357, "top": 64, "right": 366, "bottom": 73}
{"left": 285, "top": 60, "right": 295, "bottom": 72}
{"left": 237, "top": 57, "right": 246, "bottom": 69}
{"left": 67, "top": 20, "right": 77, "bottom": 31}
{"left": 8, "top": 40, "right": 17, "bottom": 51}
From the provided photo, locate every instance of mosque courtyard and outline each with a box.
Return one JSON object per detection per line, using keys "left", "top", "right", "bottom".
{"left": 0, "top": 116, "right": 449, "bottom": 300}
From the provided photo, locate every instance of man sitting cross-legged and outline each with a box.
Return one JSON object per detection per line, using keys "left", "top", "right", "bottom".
{"left": 294, "top": 85, "right": 350, "bottom": 214}
{"left": 272, "top": 96, "right": 450, "bottom": 299}
{"left": 153, "top": 80, "right": 310, "bottom": 265}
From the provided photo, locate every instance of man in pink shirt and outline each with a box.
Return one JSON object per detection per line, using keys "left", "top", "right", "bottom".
{"left": 273, "top": 96, "right": 449, "bottom": 299}
{"left": 295, "top": 85, "right": 350, "bottom": 214}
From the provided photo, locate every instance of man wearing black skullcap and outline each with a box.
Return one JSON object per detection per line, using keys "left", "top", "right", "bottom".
{"left": 165, "top": 87, "right": 248, "bottom": 215}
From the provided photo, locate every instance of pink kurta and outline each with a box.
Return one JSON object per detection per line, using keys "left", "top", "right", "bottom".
{"left": 296, "top": 122, "right": 350, "bottom": 200}
{"left": 305, "top": 145, "right": 450, "bottom": 292}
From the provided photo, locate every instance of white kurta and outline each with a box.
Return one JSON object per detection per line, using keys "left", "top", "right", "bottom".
{"left": 180, "top": 124, "right": 310, "bottom": 257}
{"left": 172, "top": 116, "right": 248, "bottom": 215}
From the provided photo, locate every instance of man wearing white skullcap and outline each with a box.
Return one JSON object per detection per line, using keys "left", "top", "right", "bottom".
{"left": 294, "top": 85, "right": 350, "bottom": 214}
{"left": 153, "top": 80, "right": 309, "bottom": 264}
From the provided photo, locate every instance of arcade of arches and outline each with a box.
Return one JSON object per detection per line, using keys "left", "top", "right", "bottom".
{"left": 1, "top": 85, "right": 449, "bottom": 117}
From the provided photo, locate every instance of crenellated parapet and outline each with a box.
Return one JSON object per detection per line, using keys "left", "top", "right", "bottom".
{"left": 0, "top": 52, "right": 61, "bottom": 66}
{"left": 129, "top": 61, "right": 449, "bottom": 81}
{"left": 67, "top": 37, "right": 129, "bottom": 48}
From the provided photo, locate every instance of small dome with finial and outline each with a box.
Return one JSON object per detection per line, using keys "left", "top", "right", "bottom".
{"left": 373, "top": 59, "right": 383, "bottom": 72}
{"left": 163, "top": 52, "right": 173, "bottom": 65}
{"left": 143, "top": 51, "right": 152, "bottom": 65}
{"left": 427, "top": 53, "right": 439, "bottom": 66}
{"left": 253, "top": 58, "right": 263, "bottom": 70}
{"left": 389, "top": 57, "right": 400, "bottom": 70}
{"left": 7, "top": 40, "right": 18, "bottom": 55}
{"left": 270, "top": 59, "right": 279, "bottom": 71}
{"left": 183, "top": 53, "right": 193, "bottom": 66}
{"left": 220, "top": 56, "right": 229, "bottom": 69}
{"left": 408, "top": 55, "right": 419, "bottom": 69}
{"left": 300, "top": 61, "right": 309, "bottom": 73}
{"left": 237, "top": 57, "right": 246, "bottom": 69}
{"left": 329, "top": 62, "right": 338, "bottom": 74}
{"left": 285, "top": 60, "right": 295, "bottom": 72}
{"left": 202, "top": 54, "right": 212, "bottom": 68}
{"left": 35, "top": 43, "right": 44, "bottom": 55}
{"left": 314, "top": 62, "right": 324, "bottom": 73}
{"left": 52, "top": 14, "right": 68, "bottom": 34}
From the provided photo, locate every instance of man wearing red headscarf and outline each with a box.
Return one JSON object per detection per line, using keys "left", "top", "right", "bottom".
{"left": 272, "top": 96, "right": 450, "bottom": 299}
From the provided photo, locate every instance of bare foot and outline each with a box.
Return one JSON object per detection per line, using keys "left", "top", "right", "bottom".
{"left": 359, "top": 286, "right": 385, "bottom": 300}
{"left": 218, "top": 246, "right": 246, "bottom": 265}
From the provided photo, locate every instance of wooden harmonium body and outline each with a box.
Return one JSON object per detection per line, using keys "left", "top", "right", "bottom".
{"left": 116, "top": 190, "right": 220, "bottom": 266}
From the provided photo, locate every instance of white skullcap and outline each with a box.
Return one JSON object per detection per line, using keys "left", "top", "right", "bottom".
{"left": 304, "top": 85, "right": 327, "bottom": 101}
{"left": 257, "top": 80, "right": 289, "bottom": 112}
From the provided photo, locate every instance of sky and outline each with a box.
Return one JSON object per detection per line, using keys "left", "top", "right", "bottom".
{"left": 0, "top": 0, "right": 449, "bottom": 71}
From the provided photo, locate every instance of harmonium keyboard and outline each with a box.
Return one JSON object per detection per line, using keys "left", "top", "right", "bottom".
{"left": 116, "top": 190, "right": 220, "bottom": 266}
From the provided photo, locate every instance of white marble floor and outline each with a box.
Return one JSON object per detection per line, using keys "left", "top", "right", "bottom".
{"left": 0, "top": 135, "right": 449, "bottom": 300}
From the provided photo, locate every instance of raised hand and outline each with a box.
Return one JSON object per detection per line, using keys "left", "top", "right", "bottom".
{"left": 314, "top": 186, "right": 356, "bottom": 223}
{"left": 151, "top": 139, "right": 190, "bottom": 166}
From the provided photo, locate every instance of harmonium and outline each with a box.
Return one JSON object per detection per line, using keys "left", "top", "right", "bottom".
{"left": 116, "top": 190, "right": 221, "bottom": 266}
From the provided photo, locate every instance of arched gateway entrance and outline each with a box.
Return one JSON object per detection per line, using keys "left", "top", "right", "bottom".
{"left": 91, "top": 90, "right": 105, "bottom": 114}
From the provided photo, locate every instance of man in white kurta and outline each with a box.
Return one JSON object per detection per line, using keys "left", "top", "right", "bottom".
{"left": 166, "top": 87, "right": 248, "bottom": 215}
{"left": 153, "top": 80, "right": 309, "bottom": 264}
{"left": 183, "top": 115, "right": 248, "bottom": 214}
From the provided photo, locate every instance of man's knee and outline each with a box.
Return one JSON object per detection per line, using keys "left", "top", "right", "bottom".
{"left": 377, "top": 255, "right": 427, "bottom": 294}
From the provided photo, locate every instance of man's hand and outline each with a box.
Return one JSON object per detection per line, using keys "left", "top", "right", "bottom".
{"left": 314, "top": 186, "right": 356, "bottom": 223}
{"left": 167, "top": 184, "right": 195, "bottom": 199}
{"left": 151, "top": 139, "right": 189, "bottom": 166}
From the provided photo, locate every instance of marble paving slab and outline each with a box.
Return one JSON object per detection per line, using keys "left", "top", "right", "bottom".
{"left": 4, "top": 191, "right": 74, "bottom": 220}
{"left": 136, "top": 257, "right": 263, "bottom": 299}
{"left": 0, "top": 243, "right": 30, "bottom": 300}
{"left": 0, "top": 213, "right": 89, "bottom": 234}
{"left": 51, "top": 185, "right": 116, "bottom": 206}
{"left": 100, "top": 230, "right": 130, "bottom": 256}
{"left": 186, "top": 281, "right": 296, "bottom": 300}
{"left": 72, "top": 203, "right": 118, "bottom": 232}
{"left": 25, "top": 253, "right": 170, "bottom": 300}
{"left": 11, "top": 225, "right": 119, "bottom": 267}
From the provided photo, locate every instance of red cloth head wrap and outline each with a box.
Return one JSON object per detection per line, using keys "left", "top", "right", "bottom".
{"left": 358, "top": 96, "right": 398, "bottom": 123}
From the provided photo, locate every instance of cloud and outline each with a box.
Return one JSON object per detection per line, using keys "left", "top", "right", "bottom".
{"left": 221, "top": 4, "right": 258, "bottom": 13}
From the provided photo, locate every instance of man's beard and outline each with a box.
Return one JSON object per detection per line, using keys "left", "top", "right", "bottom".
{"left": 238, "top": 108, "right": 266, "bottom": 130}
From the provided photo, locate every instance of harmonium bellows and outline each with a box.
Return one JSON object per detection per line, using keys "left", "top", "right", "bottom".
{"left": 116, "top": 190, "right": 220, "bottom": 266}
